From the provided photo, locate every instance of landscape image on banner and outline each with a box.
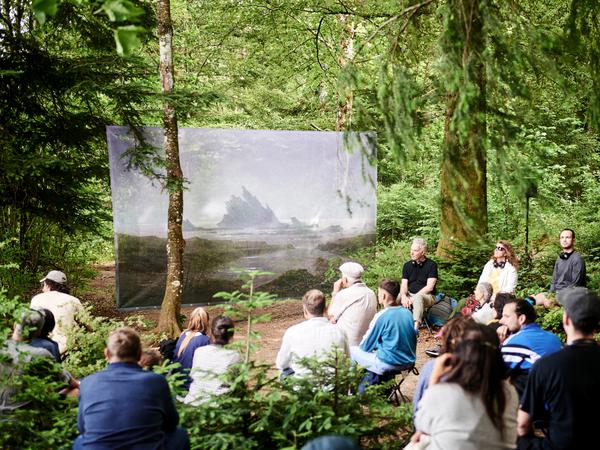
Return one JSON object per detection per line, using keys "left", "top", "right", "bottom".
{"left": 107, "top": 127, "right": 377, "bottom": 309}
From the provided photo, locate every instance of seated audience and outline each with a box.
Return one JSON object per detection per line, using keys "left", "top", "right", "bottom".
{"left": 531, "top": 228, "right": 586, "bottom": 308}
{"left": 497, "top": 299, "right": 562, "bottom": 397}
{"left": 413, "top": 316, "right": 474, "bottom": 418}
{"left": 351, "top": 279, "right": 416, "bottom": 377}
{"left": 457, "top": 282, "right": 494, "bottom": 319}
{"left": 328, "top": 262, "right": 377, "bottom": 347}
{"left": 471, "top": 282, "right": 495, "bottom": 324}
{"left": 276, "top": 289, "right": 349, "bottom": 378}
{"left": 74, "top": 327, "right": 189, "bottom": 450}
{"left": 139, "top": 349, "right": 163, "bottom": 370}
{"left": 409, "top": 323, "right": 518, "bottom": 450}
{"left": 1, "top": 309, "right": 70, "bottom": 412}
{"left": 30, "top": 270, "right": 83, "bottom": 355}
{"left": 487, "top": 293, "right": 517, "bottom": 332}
{"left": 399, "top": 238, "right": 438, "bottom": 332}
{"left": 517, "top": 287, "right": 600, "bottom": 450}
{"left": 30, "top": 308, "right": 61, "bottom": 362}
{"left": 184, "top": 316, "right": 242, "bottom": 405}
{"left": 478, "top": 240, "right": 518, "bottom": 296}
{"left": 173, "top": 307, "right": 211, "bottom": 390}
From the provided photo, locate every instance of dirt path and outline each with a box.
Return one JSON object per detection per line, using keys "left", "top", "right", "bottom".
{"left": 81, "top": 263, "right": 439, "bottom": 402}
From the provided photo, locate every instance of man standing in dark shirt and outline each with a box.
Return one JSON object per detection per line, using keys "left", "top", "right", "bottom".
{"left": 399, "top": 238, "right": 438, "bottom": 331}
{"left": 533, "top": 228, "right": 586, "bottom": 307}
{"left": 517, "top": 287, "right": 600, "bottom": 450}
{"left": 74, "top": 327, "right": 189, "bottom": 450}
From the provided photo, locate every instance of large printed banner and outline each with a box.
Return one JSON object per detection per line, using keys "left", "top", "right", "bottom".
{"left": 107, "top": 127, "right": 377, "bottom": 309}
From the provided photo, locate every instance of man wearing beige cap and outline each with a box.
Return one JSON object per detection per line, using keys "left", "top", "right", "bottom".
{"left": 328, "top": 262, "right": 377, "bottom": 346}
{"left": 30, "top": 270, "right": 83, "bottom": 355}
{"left": 517, "top": 287, "right": 600, "bottom": 450}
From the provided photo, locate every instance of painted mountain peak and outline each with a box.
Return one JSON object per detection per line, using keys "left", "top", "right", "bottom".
{"left": 218, "top": 186, "right": 283, "bottom": 229}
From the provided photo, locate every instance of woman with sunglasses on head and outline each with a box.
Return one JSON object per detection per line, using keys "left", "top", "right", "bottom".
{"left": 477, "top": 240, "right": 518, "bottom": 298}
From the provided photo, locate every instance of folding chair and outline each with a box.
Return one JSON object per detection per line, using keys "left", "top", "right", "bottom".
{"left": 385, "top": 364, "right": 419, "bottom": 405}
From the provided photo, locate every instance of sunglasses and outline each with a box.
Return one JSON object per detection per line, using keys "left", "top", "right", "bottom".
{"left": 496, "top": 246, "right": 506, "bottom": 252}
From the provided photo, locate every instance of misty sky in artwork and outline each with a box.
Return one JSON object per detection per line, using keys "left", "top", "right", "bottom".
{"left": 107, "top": 127, "right": 377, "bottom": 236}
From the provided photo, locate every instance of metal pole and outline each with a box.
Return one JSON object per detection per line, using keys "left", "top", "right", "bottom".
{"left": 525, "top": 195, "right": 530, "bottom": 258}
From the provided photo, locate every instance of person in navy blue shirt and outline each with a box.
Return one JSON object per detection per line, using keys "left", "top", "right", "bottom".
{"left": 73, "top": 327, "right": 189, "bottom": 450}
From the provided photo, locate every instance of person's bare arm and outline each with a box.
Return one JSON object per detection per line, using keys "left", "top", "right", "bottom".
{"left": 496, "top": 324, "right": 510, "bottom": 343}
{"left": 328, "top": 278, "right": 347, "bottom": 322}
{"left": 400, "top": 279, "right": 412, "bottom": 308}
{"left": 331, "top": 278, "right": 345, "bottom": 300}
{"left": 410, "top": 430, "right": 423, "bottom": 444}
{"left": 416, "top": 277, "right": 437, "bottom": 296}
{"left": 517, "top": 409, "right": 533, "bottom": 437}
{"left": 429, "top": 353, "right": 453, "bottom": 386}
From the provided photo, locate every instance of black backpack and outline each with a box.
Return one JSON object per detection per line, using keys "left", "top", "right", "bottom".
{"left": 159, "top": 338, "right": 178, "bottom": 362}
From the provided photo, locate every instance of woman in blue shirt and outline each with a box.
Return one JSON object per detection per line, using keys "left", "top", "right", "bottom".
{"left": 173, "top": 307, "right": 211, "bottom": 391}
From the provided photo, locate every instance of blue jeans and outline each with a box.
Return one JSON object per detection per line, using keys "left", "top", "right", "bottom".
{"left": 73, "top": 427, "right": 190, "bottom": 450}
{"left": 350, "top": 346, "right": 409, "bottom": 375}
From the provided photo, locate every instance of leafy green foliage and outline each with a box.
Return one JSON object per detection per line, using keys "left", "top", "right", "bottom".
{"left": 63, "top": 306, "right": 153, "bottom": 378}
{"left": 31, "top": 0, "right": 150, "bottom": 55}
{"left": 536, "top": 306, "right": 566, "bottom": 342}
{"left": 0, "top": 0, "right": 154, "bottom": 276}
{"left": 214, "top": 269, "right": 277, "bottom": 363}
{"left": 0, "top": 289, "right": 77, "bottom": 450}
{"left": 178, "top": 352, "right": 412, "bottom": 450}
{"left": 0, "top": 356, "right": 79, "bottom": 450}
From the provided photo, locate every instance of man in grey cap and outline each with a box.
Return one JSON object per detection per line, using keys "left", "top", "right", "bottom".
{"left": 30, "top": 270, "right": 83, "bottom": 355}
{"left": 517, "top": 287, "right": 600, "bottom": 450}
{"left": 327, "top": 262, "right": 377, "bottom": 346}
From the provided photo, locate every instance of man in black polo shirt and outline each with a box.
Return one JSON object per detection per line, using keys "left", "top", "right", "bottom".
{"left": 517, "top": 287, "right": 600, "bottom": 450}
{"left": 399, "top": 238, "right": 438, "bottom": 331}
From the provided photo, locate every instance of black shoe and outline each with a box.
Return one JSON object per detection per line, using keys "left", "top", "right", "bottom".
{"left": 425, "top": 346, "right": 440, "bottom": 358}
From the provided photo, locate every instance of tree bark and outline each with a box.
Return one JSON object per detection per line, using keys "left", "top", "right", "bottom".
{"left": 157, "top": 0, "right": 184, "bottom": 336}
{"left": 437, "top": 0, "right": 488, "bottom": 256}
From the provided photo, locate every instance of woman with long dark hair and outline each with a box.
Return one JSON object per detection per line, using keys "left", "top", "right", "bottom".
{"left": 408, "top": 323, "right": 518, "bottom": 450}
{"left": 183, "top": 316, "right": 241, "bottom": 405}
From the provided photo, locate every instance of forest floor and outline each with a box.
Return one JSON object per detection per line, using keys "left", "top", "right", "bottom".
{"left": 81, "top": 262, "right": 439, "bottom": 402}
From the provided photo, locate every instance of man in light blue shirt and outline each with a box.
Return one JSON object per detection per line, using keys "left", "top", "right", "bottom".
{"left": 351, "top": 279, "right": 417, "bottom": 375}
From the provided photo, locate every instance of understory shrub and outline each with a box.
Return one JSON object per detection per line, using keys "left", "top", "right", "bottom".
{"left": 63, "top": 306, "right": 154, "bottom": 379}
{"left": 178, "top": 352, "right": 412, "bottom": 450}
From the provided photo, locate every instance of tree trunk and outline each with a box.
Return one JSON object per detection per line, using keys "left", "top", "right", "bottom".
{"left": 437, "top": 0, "right": 488, "bottom": 256}
{"left": 336, "top": 15, "right": 355, "bottom": 131}
{"left": 157, "top": 0, "right": 184, "bottom": 337}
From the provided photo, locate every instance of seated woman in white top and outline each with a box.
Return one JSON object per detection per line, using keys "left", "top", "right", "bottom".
{"left": 470, "top": 282, "right": 495, "bottom": 324}
{"left": 408, "top": 323, "right": 518, "bottom": 450}
{"left": 183, "top": 316, "right": 241, "bottom": 405}
{"left": 478, "top": 240, "right": 518, "bottom": 296}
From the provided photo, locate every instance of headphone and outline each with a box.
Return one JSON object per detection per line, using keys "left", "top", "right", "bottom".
{"left": 411, "top": 259, "right": 425, "bottom": 268}
{"left": 559, "top": 251, "right": 573, "bottom": 260}
{"left": 493, "top": 261, "right": 506, "bottom": 269}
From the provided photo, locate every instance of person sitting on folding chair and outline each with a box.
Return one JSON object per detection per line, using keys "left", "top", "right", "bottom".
{"left": 351, "top": 279, "right": 416, "bottom": 389}
{"left": 399, "top": 238, "right": 439, "bottom": 333}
